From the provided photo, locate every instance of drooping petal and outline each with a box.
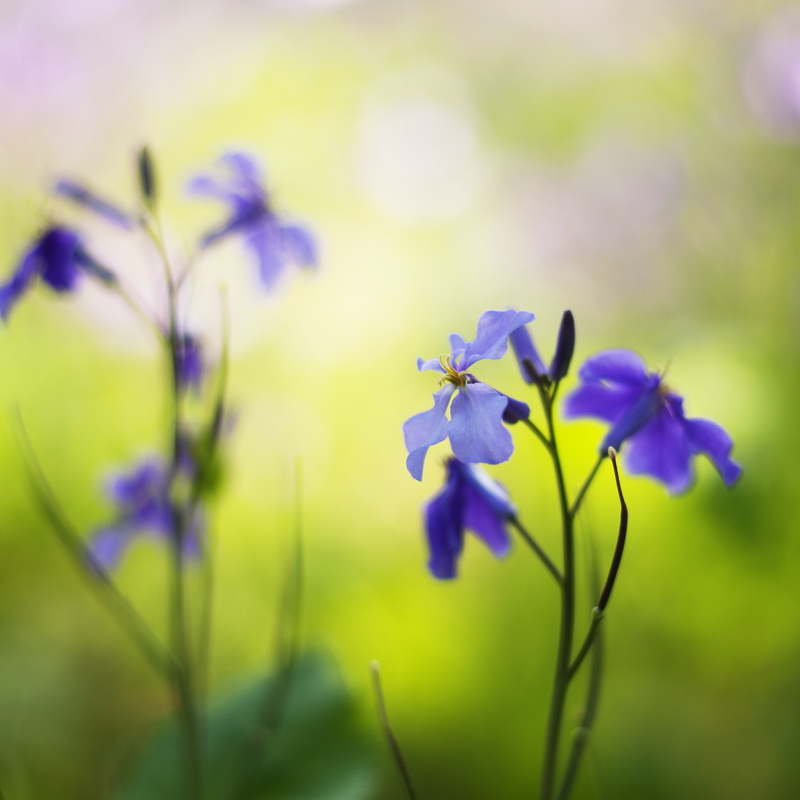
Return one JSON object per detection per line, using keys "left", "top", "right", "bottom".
{"left": 578, "top": 349, "right": 649, "bottom": 385}
{"left": 448, "top": 382, "right": 513, "bottom": 465}
{"left": 462, "top": 309, "right": 536, "bottom": 368}
{"left": 279, "top": 223, "right": 317, "bottom": 269}
{"left": 54, "top": 179, "right": 134, "bottom": 228}
{"left": 600, "top": 380, "right": 661, "bottom": 452}
{"left": 684, "top": 415, "right": 742, "bottom": 487}
{"left": 424, "top": 477, "right": 464, "bottom": 579}
{"left": 462, "top": 462, "right": 516, "bottom": 517}
{"left": 461, "top": 477, "right": 512, "bottom": 559}
{"left": 563, "top": 382, "right": 640, "bottom": 423}
{"left": 403, "top": 384, "right": 456, "bottom": 480}
{"left": 624, "top": 410, "right": 694, "bottom": 494}
{"left": 244, "top": 225, "right": 287, "bottom": 290}
{"left": 509, "top": 325, "right": 547, "bottom": 383}
{"left": 89, "top": 525, "right": 136, "bottom": 571}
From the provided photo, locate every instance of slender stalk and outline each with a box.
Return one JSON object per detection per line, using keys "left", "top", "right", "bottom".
{"left": 569, "top": 455, "right": 604, "bottom": 519}
{"left": 509, "top": 516, "right": 563, "bottom": 586}
{"left": 538, "top": 389, "right": 576, "bottom": 800}
{"left": 556, "top": 624, "right": 604, "bottom": 800}
{"left": 567, "top": 449, "right": 628, "bottom": 681}
{"left": 522, "top": 417, "right": 550, "bottom": 450}
{"left": 151, "top": 213, "right": 204, "bottom": 800}
{"left": 371, "top": 661, "right": 419, "bottom": 800}
{"left": 14, "top": 417, "right": 175, "bottom": 677}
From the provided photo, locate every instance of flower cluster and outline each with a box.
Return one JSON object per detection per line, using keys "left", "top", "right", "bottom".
{"left": 405, "top": 309, "right": 741, "bottom": 578}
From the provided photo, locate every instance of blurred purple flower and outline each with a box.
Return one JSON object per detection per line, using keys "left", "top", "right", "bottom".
{"left": 403, "top": 309, "right": 533, "bottom": 481}
{"left": 89, "top": 457, "right": 202, "bottom": 570}
{"left": 55, "top": 178, "right": 135, "bottom": 228}
{"left": 0, "top": 225, "right": 113, "bottom": 322}
{"left": 564, "top": 349, "right": 742, "bottom": 494}
{"left": 175, "top": 332, "right": 204, "bottom": 392}
{"left": 425, "top": 458, "right": 515, "bottom": 579}
{"left": 188, "top": 152, "right": 317, "bottom": 290}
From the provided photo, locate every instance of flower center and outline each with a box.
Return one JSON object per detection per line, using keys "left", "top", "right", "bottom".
{"left": 438, "top": 354, "right": 469, "bottom": 387}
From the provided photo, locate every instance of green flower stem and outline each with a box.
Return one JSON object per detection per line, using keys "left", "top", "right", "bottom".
{"left": 15, "top": 416, "right": 176, "bottom": 679}
{"left": 509, "top": 516, "right": 563, "bottom": 586}
{"left": 556, "top": 623, "right": 604, "bottom": 800}
{"left": 538, "top": 388, "right": 576, "bottom": 800}
{"left": 570, "top": 455, "right": 605, "bottom": 519}
{"left": 153, "top": 216, "right": 204, "bottom": 800}
{"left": 371, "top": 661, "right": 419, "bottom": 800}
{"left": 567, "top": 449, "right": 628, "bottom": 682}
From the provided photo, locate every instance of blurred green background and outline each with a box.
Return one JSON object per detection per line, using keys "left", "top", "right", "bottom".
{"left": 0, "top": 0, "right": 797, "bottom": 797}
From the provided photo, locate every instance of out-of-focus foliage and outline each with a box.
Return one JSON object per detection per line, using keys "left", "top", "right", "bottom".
{"left": 0, "top": 1, "right": 797, "bottom": 799}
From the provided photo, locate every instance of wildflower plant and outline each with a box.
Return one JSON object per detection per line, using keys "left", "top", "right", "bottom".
{"left": 4, "top": 149, "right": 372, "bottom": 799}
{"left": 401, "top": 309, "right": 741, "bottom": 799}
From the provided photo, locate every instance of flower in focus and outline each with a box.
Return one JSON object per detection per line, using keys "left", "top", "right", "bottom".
{"left": 425, "top": 458, "right": 515, "bottom": 579}
{"left": 188, "top": 152, "right": 317, "bottom": 290}
{"left": 0, "top": 225, "right": 113, "bottom": 322}
{"left": 403, "top": 309, "right": 533, "bottom": 481}
{"left": 510, "top": 309, "right": 575, "bottom": 385}
{"left": 564, "top": 349, "right": 742, "bottom": 494}
{"left": 89, "top": 457, "right": 202, "bottom": 570}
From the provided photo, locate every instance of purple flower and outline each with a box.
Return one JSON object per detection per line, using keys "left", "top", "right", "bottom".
{"left": 89, "top": 457, "right": 202, "bottom": 570}
{"left": 0, "top": 225, "right": 113, "bottom": 322}
{"left": 188, "top": 152, "right": 317, "bottom": 290}
{"left": 175, "top": 332, "right": 204, "bottom": 392}
{"left": 55, "top": 179, "right": 135, "bottom": 228}
{"left": 564, "top": 349, "right": 742, "bottom": 494}
{"left": 403, "top": 309, "right": 534, "bottom": 481}
{"left": 425, "top": 458, "right": 515, "bottom": 579}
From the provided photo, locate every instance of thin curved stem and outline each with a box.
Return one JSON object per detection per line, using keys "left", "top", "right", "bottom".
{"left": 14, "top": 415, "right": 175, "bottom": 678}
{"left": 569, "top": 455, "right": 605, "bottom": 519}
{"left": 509, "top": 516, "right": 562, "bottom": 586}
{"left": 522, "top": 417, "right": 550, "bottom": 450}
{"left": 371, "top": 661, "right": 419, "bottom": 800}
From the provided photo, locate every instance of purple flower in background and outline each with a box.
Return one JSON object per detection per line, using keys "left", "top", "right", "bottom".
{"left": 55, "top": 179, "right": 135, "bottom": 228}
{"left": 0, "top": 225, "right": 113, "bottom": 322}
{"left": 188, "top": 152, "right": 317, "bottom": 290}
{"left": 564, "top": 349, "right": 742, "bottom": 494}
{"left": 175, "top": 332, "right": 204, "bottom": 392}
{"left": 403, "top": 309, "right": 533, "bottom": 481}
{"left": 89, "top": 457, "right": 202, "bottom": 570}
{"left": 425, "top": 458, "right": 515, "bottom": 579}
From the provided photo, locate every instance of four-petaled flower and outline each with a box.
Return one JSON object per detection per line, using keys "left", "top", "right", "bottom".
{"left": 564, "top": 349, "right": 742, "bottom": 494}
{"left": 89, "top": 457, "right": 202, "bottom": 570}
{"left": 0, "top": 225, "right": 113, "bottom": 322}
{"left": 403, "top": 309, "right": 534, "bottom": 481}
{"left": 188, "top": 152, "right": 317, "bottom": 290}
{"left": 425, "top": 458, "right": 515, "bottom": 579}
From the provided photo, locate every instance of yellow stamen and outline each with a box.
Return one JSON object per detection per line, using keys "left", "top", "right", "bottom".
{"left": 438, "top": 354, "right": 469, "bottom": 387}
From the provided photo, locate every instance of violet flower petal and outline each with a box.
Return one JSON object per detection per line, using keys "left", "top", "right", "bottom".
{"left": 403, "top": 384, "right": 456, "bottom": 481}
{"left": 685, "top": 416, "right": 742, "bottom": 487}
{"left": 578, "top": 349, "right": 650, "bottom": 385}
{"left": 509, "top": 325, "right": 547, "bottom": 383}
{"left": 624, "top": 412, "right": 694, "bottom": 494}
{"left": 448, "top": 382, "right": 513, "bottom": 465}
{"left": 462, "top": 309, "right": 536, "bottom": 368}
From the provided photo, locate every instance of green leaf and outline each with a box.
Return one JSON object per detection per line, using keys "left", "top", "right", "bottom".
{"left": 113, "top": 652, "right": 376, "bottom": 800}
